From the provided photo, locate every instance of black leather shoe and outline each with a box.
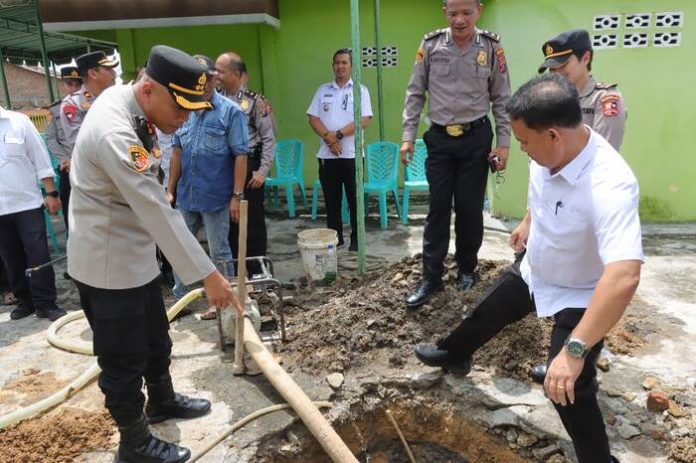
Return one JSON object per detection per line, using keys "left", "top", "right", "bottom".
{"left": 348, "top": 240, "right": 358, "bottom": 252}
{"left": 36, "top": 306, "right": 67, "bottom": 321}
{"left": 145, "top": 393, "right": 211, "bottom": 424}
{"left": 457, "top": 272, "right": 477, "bottom": 291}
{"left": 531, "top": 364, "right": 547, "bottom": 384}
{"left": 116, "top": 417, "right": 190, "bottom": 463}
{"left": 405, "top": 280, "right": 444, "bottom": 309}
{"left": 414, "top": 344, "right": 471, "bottom": 376}
{"left": 10, "top": 304, "right": 34, "bottom": 320}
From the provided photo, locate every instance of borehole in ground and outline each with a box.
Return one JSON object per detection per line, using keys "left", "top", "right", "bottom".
{"left": 255, "top": 393, "right": 537, "bottom": 463}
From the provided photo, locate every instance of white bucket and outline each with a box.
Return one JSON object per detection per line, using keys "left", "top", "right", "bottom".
{"left": 297, "top": 228, "right": 338, "bottom": 283}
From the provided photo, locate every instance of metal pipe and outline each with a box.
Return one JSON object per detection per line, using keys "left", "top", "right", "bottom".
{"left": 0, "top": 47, "right": 11, "bottom": 108}
{"left": 233, "top": 200, "right": 249, "bottom": 375}
{"left": 34, "top": 0, "right": 55, "bottom": 103}
{"left": 373, "top": 0, "right": 385, "bottom": 141}
{"left": 350, "top": 0, "right": 366, "bottom": 274}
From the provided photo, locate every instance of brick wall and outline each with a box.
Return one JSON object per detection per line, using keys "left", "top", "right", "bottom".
{"left": 0, "top": 63, "right": 66, "bottom": 110}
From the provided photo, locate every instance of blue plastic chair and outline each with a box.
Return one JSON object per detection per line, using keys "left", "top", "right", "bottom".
{"left": 363, "top": 142, "right": 401, "bottom": 229}
{"left": 310, "top": 178, "right": 349, "bottom": 224}
{"left": 402, "top": 139, "right": 429, "bottom": 224}
{"left": 265, "top": 140, "right": 307, "bottom": 218}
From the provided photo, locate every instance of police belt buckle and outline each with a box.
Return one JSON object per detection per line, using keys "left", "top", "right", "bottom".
{"left": 445, "top": 124, "right": 465, "bottom": 137}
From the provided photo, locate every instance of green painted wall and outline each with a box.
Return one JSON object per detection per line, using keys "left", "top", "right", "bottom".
{"left": 79, "top": 0, "right": 696, "bottom": 222}
{"left": 479, "top": 0, "right": 696, "bottom": 222}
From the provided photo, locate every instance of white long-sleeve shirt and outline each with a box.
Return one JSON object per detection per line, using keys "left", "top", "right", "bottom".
{"left": 0, "top": 107, "right": 55, "bottom": 216}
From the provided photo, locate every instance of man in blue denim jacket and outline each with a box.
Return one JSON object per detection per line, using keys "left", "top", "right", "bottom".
{"left": 167, "top": 55, "right": 249, "bottom": 300}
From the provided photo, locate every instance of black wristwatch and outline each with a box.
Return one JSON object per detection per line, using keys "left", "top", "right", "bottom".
{"left": 336, "top": 129, "right": 344, "bottom": 140}
{"left": 45, "top": 190, "right": 60, "bottom": 198}
{"left": 565, "top": 336, "right": 590, "bottom": 359}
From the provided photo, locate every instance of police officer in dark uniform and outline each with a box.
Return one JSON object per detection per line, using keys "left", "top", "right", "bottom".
{"left": 402, "top": 0, "right": 511, "bottom": 309}
{"left": 68, "top": 45, "right": 240, "bottom": 463}
{"left": 216, "top": 52, "right": 275, "bottom": 275}
{"left": 44, "top": 65, "right": 82, "bottom": 226}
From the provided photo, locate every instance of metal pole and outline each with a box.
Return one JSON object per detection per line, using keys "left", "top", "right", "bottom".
{"left": 350, "top": 0, "right": 366, "bottom": 274}
{"left": 0, "top": 48, "right": 11, "bottom": 108}
{"left": 34, "top": 0, "right": 55, "bottom": 103}
{"left": 373, "top": 0, "right": 385, "bottom": 141}
{"left": 52, "top": 61, "right": 60, "bottom": 101}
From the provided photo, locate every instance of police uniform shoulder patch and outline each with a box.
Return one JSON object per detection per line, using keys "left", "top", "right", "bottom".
{"left": 495, "top": 48, "right": 507, "bottom": 74}
{"left": 415, "top": 47, "right": 426, "bottom": 64}
{"left": 255, "top": 94, "right": 272, "bottom": 117}
{"left": 480, "top": 29, "right": 501, "bottom": 42}
{"left": 600, "top": 94, "right": 621, "bottom": 117}
{"left": 62, "top": 104, "right": 79, "bottom": 123}
{"left": 424, "top": 28, "right": 446, "bottom": 41}
{"left": 128, "top": 145, "right": 150, "bottom": 172}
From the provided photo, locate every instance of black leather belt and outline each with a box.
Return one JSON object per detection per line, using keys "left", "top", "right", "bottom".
{"left": 431, "top": 116, "right": 488, "bottom": 137}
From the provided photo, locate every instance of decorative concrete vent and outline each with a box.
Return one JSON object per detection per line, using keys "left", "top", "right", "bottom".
{"left": 362, "top": 46, "right": 399, "bottom": 68}
{"left": 626, "top": 13, "right": 651, "bottom": 28}
{"left": 624, "top": 33, "right": 649, "bottom": 48}
{"left": 592, "top": 34, "right": 618, "bottom": 49}
{"left": 656, "top": 12, "right": 684, "bottom": 28}
{"left": 653, "top": 32, "right": 682, "bottom": 47}
{"left": 593, "top": 14, "right": 620, "bottom": 30}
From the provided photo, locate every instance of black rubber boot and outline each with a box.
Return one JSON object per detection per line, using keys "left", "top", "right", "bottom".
{"left": 115, "top": 416, "right": 190, "bottom": 463}
{"left": 145, "top": 375, "right": 211, "bottom": 424}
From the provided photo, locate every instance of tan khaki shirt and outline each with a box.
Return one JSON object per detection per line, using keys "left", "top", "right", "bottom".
{"left": 579, "top": 76, "right": 627, "bottom": 150}
{"left": 59, "top": 85, "right": 97, "bottom": 156}
{"left": 402, "top": 27, "right": 512, "bottom": 146}
{"left": 226, "top": 88, "right": 275, "bottom": 177}
{"left": 67, "top": 84, "right": 215, "bottom": 289}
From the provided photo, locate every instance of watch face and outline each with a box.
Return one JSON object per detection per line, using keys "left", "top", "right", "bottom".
{"left": 567, "top": 340, "right": 586, "bottom": 358}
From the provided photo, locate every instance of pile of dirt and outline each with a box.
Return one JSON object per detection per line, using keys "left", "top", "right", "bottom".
{"left": 0, "top": 369, "right": 68, "bottom": 406}
{"left": 0, "top": 407, "right": 114, "bottom": 463}
{"left": 669, "top": 436, "right": 696, "bottom": 463}
{"left": 279, "top": 256, "right": 553, "bottom": 382}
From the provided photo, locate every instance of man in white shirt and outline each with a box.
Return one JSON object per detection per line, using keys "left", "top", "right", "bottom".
{"left": 307, "top": 49, "right": 373, "bottom": 251}
{"left": 0, "top": 107, "right": 67, "bottom": 321}
{"left": 414, "top": 74, "right": 642, "bottom": 463}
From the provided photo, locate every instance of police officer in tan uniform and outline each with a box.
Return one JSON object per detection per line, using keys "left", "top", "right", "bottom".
{"left": 216, "top": 52, "right": 275, "bottom": 274}
{"left": 402, "top": 0, "right": 511, "bottom": 309}
{"left": 531, "top": 29, "right": 628, "bottom": 384}
{"left": 538, "top": 29, "right": 627, "bottom": 150}
{"left": 45, "top": 66, "right": 82, "bottom": 226}
{"left": 68, "top": 45, "right": 240, "bottom": 463}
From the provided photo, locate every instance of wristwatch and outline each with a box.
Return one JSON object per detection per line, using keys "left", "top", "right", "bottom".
{"left": 336, "top": 129, "right": 344, "bottom": 140}
{"left": 45, "top": 190, "right": 59, "bottom": 198}
{"left": 232, "top": 191, "right": 244, "bottom": 201}
{"left": 564, "top": 336, "right": 590, "bottom": 359}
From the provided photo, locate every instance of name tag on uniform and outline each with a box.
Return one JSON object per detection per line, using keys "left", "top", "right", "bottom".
{"left": 3, "top": 135, "right": 22, "bottom": 144}
{"left": 321, "top": 93, "right": 335, "bottom": 112}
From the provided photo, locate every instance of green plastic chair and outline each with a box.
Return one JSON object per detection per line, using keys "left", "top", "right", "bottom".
{"left": 310, "top": 178, "right": 350, "bottom": 224}
{"left": 265, "top": 139, "right": 307, "bottom": 218}
{"left": 402, "top": 139, "right": 429, "bottom": 224}
{"left": 364, "top": 142, "right": 401, "bottom": 229}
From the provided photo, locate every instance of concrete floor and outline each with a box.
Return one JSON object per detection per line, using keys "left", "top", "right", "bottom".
{"left": 1, "top": 194, "right": 694, "bottom": 462}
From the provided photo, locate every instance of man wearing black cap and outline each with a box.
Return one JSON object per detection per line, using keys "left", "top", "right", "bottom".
{"left": 68, "top": 45, "right": 241, "bottom": 463}
{"left": 538, "top": 29, "right": 627, "bottom": 150}
{"left": 45, "top": 65, "right": 82, "bottom": 228}
{"left": 531, "top": 29, "right": 628, "bottom": 384}
{"left": 167, "top": 54, "right": 249, "bottom": 312}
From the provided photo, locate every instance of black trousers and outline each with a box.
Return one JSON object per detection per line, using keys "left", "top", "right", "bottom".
{"left": 318, "top": 158, "right": 357, "bottom": 245}
{"left": 0, "top": 207, "right": 58, "bottom": 311}
{"left": 75, "top": 278, "right": 172, "bottom": 425}
{"left": 439, "top": 260, "right": 611, "bottom": 463}
{"left": 421, "top": 120, "right": 493, "bottom": 281}
{"left": 59, "top": 169, "right": 71, "bottom": 229}
{"left": 229, "top": 160, "right": 268, "bottom": 275}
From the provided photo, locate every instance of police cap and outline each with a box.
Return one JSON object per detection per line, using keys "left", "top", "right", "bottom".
{"left": 538, "top": 29, "right": 592, "bottom": 73}
{"left": 76, "top": 51, "right": 119, "bottom": 74}
{"left": 146, "top": 45, "right": 211, "bottom": 111}
{"left": 60, "top": 65, "right": 82, "bottom": 81}
{"left": 192, "top": 54, "right": 217, "bottom": 75}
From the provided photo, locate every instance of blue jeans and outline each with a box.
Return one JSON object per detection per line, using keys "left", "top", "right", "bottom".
{"left": 172, "top": 207, "right": 234, "bottom": 298}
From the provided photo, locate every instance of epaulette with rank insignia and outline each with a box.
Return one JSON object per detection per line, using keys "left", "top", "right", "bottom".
{"left": 595, "top": 82, "right": 618, "bottom": 90}
{"left": 479, "top": 29, "right": 501, "bottom": 42}
{"left": 243, "top": 89, "right": 258, "bottom": 99}
{"left": 424, "top": 28, "right": 447, "bottom": 41}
